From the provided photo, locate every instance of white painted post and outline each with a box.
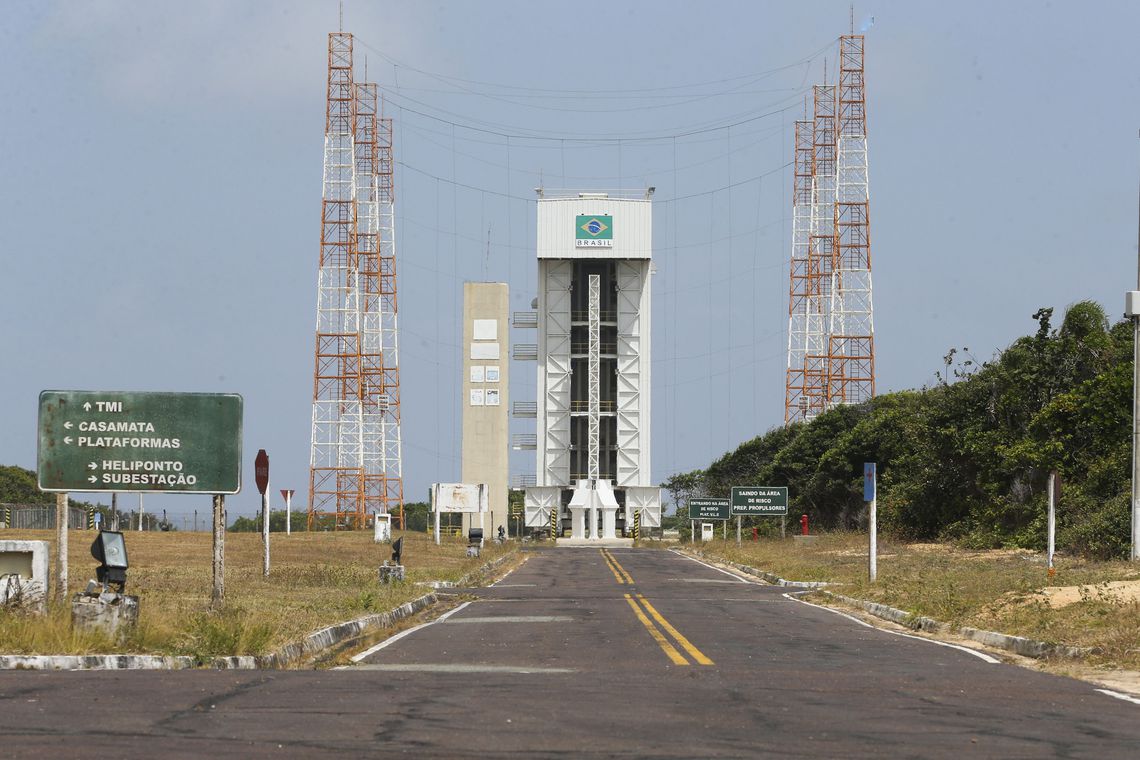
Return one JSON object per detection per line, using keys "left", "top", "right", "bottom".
{"left": 1047, "top": 471, "right": 1056, "bottom": 577}
{"left": 736, "top": 516, "right": 741, "bottom": 547}
{"left": 1133, "top": 301, "right": 1140, "bottom": 560}
{"left": 55, "top": 492, "right": 68, "bottom": 605}
{"left": 781, "top": 515, "right": 786, "bottom": 540}
{"left": 869, "top": 493, "right": 878, "bottom": 582}
{"left": 690, "top": 519, "right": 695, "bottom": 543}
{"left": 1133, "top": 162, "right": 1140, "bottom": 561}
{"left": 138, "top": 493, "right": 144, "bottom": 531}
{"left": 211, "top": 494, "right": 225, "bottom": 609}
{"left": 284, "top": 490, "right": 293, "bottom": 536}
{"left": 262, "top": 489, "right": 270, "bottom": 577}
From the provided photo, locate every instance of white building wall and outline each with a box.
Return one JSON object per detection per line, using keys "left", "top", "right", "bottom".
{"left": 535, "top": 194, "right": 652, "bottom": 490}
{"left": 537, "top": 259, "right": 571, "bottom": 487}
{"left": 616, "top": 259, "right": 651, "bottom": 486}
{"left": 537, "top": 196, "right": 652, "bottom": 260}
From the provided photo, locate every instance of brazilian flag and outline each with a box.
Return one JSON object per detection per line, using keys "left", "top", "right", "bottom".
{"left": 575, "top": 215, "right": 613, "bottom": 241}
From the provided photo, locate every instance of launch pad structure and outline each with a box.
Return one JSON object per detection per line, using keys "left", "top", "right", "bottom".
{"left": 522, "top": 192, "right": 663, "bottom": 542}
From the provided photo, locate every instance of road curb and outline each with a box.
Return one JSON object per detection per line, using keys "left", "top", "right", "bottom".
{"left": 819, "top": 591, "right": 1092, "bottom": 659}
{"left": 0, "top": 654, "right": 197, "bottom": 670}
{"left": 673, "top": 548, "right": 827, "bottom": 588}
{"left": 677, "top": 548, "right": 1092, "bottom": 661}
{"left": 822, "top": 591, "right": 947, "bottom": 633}
{"left": 0, "top": 549, "right": 519, "bottom": 671}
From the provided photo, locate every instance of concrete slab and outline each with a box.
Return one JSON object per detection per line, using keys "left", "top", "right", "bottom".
{"left": 555, "top": 537, "right": 633, "bottom": 548}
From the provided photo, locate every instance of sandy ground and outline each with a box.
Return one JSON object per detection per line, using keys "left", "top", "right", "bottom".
{"left": 1040, "top": 579, "right": 1140, "bottom": 608}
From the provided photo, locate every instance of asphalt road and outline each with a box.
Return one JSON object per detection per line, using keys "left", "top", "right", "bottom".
{"left": 2, "top": 546, "right": 1139, "bottom": 758}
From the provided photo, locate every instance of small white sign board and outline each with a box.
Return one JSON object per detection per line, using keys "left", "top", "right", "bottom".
{"left": 432, "top": 483, "right": 489, "bottom": 513}
{"left": 373, "top": 513, "right": 392, "bottom": 543}
{"left": 473, "top": 319, "right": 497, "bottom": 340}
{"left": 470, "top": 342, "right": 500, "bottom": 360}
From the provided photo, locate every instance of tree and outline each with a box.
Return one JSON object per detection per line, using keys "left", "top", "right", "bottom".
{"left": 661, "top": 299, "right": 1134, "bottom": 557}
{"left": 0, "top": 465, "right": 52, "bottom": 504}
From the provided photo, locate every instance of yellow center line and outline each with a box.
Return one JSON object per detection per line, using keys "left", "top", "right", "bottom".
{"left": 605, "top": 550, "right": 635, "bottom": 584}
{"left": 600, "top": 549, "right": 626, "bottom": 584}
{"left": 636, "top": 594, "right": 714, "bottom": 666}
{"left": 624, "top": 593, "right": 688, "bottom": 666}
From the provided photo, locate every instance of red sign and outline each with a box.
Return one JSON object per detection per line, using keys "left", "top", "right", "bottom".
{"left": 254, "top": 449, "right": 269, "bottom": 495}
{"left": 280, "top": 489, "right": 294, "bottom": 502}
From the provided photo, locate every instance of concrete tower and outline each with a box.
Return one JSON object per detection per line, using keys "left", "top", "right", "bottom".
{"left": 524, "top": 192, "right": 662, "bottom": 542}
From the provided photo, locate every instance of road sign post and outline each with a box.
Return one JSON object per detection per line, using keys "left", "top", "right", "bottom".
{"left": 688, "top": 498, "right": 730, "bottom": 545}
{"left": 55, "top": 492, "right": 68, "bottom": 605}
{"left": 864, "top": 463, "right": 877, "bottom": 582}
{"left": 37, "top": 390, "right": 243, "bottom": 494}
{"left": 730, "top": 487, "right": 789, "bottom": 516}
{"left": 38, "top": 390, "right": 242, "bottom": 608}
{"left": 729, "top": 489, "right": 788, "bottom": 545}
{"left": 212, "top": 493, "right": 225, "bottom": 609}
{"left": 256, "top": 450, "right": 269, "bottom": 577}
{"left": 687, "top": 498, "right": 731, "bottom": 521}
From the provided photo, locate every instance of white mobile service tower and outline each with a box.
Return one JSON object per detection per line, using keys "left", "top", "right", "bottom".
{"left": 524, "top": 192, "right": 662, "bottom": 542}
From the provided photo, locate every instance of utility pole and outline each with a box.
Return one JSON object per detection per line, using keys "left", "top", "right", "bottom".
{"left": 1131, "top": 134, "right": 1140, "bottom": 561}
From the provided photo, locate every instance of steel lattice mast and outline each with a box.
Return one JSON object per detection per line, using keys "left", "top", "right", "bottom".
{"left": 374, "top": 111, "right": 405, "bottom": 525}
{"left": 794, "top": 84, "right": 838, "bottom": 423}
{"left": 784, "top": 117, "right": 815, "bottom": 423}
{"left": 785, "top": 34, "right": 876, "bottom": 423}
{"left": 826, "top": 34, "right": 875, "bottom": 407}
{"left": 309, "top": 32, "right": 404, "bottom": 529}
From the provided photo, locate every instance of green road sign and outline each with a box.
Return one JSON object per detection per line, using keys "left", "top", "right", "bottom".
{"left": 731, "top": 486, "right": 789, "bottom": 516}
{"left": 688, "top": 498, "right": 730, "bottom": 521}
{"left": 37, "top": 390, "right": 243, "bottom": 494}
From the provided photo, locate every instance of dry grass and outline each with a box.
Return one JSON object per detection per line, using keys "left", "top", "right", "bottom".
{"left": 700, "top": 533, "right": 1140, "bottom": 669}
{"left": 0, "top": 529, "right": 509, "bottom": 658}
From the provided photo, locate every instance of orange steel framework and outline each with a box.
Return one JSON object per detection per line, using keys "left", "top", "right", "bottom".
{"left": 783, "top": 117, "right": 815, "bottom": 423}
{"left": 784, "top": 34, "right": 876, "bottom": 424}
{"left": 309, "top": 32, "right": 404, "bottom": 530}
{"left": 827, "top": 34, "right": 875, "bottom": 408}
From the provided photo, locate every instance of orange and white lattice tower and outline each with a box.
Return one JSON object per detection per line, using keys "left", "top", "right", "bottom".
{"left": 785, "top": 34, "right": 875, "bottom": 424}
{"left": 826, "top": 34, "right": 874, "bottom": 408}
{"left": 783, "top": 116, "right": 815, "bottom": 423}
{"left": 309, "top": 32, "right": 404, "bottom": 530}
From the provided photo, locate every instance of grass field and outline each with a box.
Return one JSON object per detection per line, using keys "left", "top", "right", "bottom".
{"left": 699, "top": 533, "right": 1140, "bottom": 669}
{"left": 0, "top": 528, "right": 511, "bottom": 659}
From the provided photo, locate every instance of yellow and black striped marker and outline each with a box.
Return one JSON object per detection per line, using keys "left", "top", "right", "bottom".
{"left": 633, "top": 510, "right": 641, "bottom": 540}
{"left": 601, "top": 549, "right": 634, "bottom": 584}
{"left": 624, "top": 593, "right": 714, "bottom": 666}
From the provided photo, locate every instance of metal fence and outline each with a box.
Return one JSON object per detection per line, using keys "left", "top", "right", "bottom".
{"left": 1, "top": 505, "right": 87, "bottom": 530}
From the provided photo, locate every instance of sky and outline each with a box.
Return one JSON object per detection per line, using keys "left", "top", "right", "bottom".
{"left": 2, "top": 0, "right": 1139, "bottom": 523}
